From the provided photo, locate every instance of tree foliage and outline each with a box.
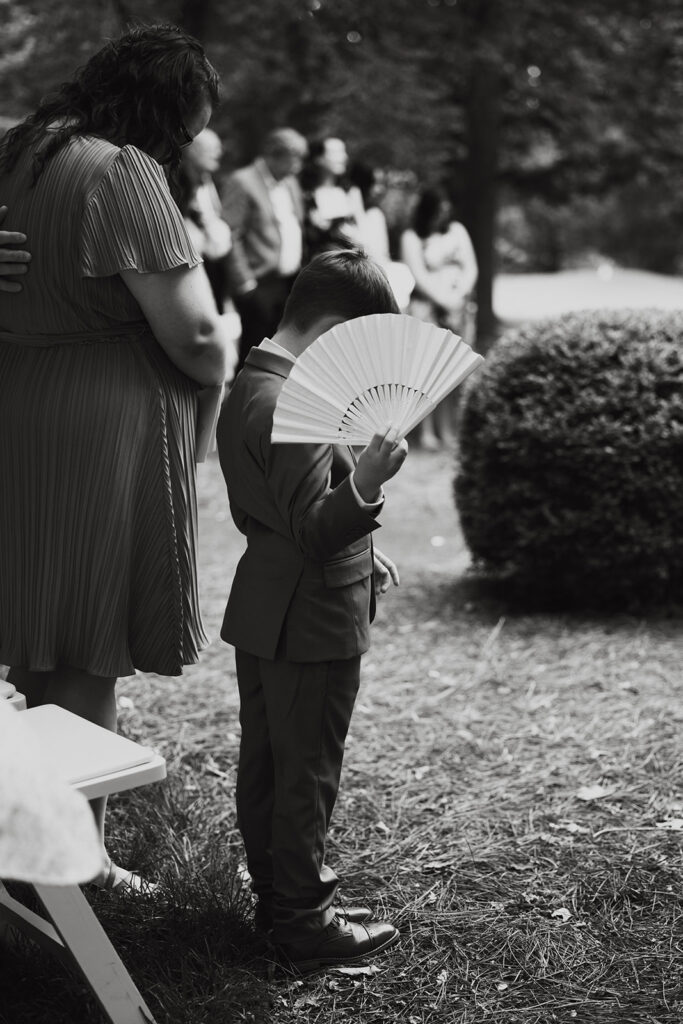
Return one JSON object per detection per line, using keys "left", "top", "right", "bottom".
{"left": 2, "top": 0, "right": 682, "bottom": 344}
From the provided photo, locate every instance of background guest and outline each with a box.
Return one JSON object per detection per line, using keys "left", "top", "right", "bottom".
{"left": 400, "top": 186, "right": 478, "bottom": 449}
{"left": 0, "top": 24, "right": 231, "bottom": 892}
{"left": 222, "top": 127, "right": 308, "bottom": 370}
{"left": 178, "top": 127, "right": 233, "bottom": 312}
{"left": 301, "top": 136, "right": 365, "bottom": 260}
{"left": 348, "top": 160, "right": 415, "bottom": 311}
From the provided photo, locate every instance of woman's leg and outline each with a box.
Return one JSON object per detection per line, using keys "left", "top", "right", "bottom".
{"left": 434, "top": 396, "right": 456, "bottom": 447}
{"left": 416, "top": 410, "right": 440, "bottom": 451}
{"left": 42, "top": 669, "right": 117, "bottom": 848}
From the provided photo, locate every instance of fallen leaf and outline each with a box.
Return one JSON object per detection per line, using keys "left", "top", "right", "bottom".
{"left": 656, "top": 818, "right": 683, "bottom": 831}
{"left": 436, "top": 969, "right": 448, "bottom": 985}
{"left": 333, "top": 964, "right": 381, "bottom": 977}
{"left": 552, "top": 907, "right": 572, "bottom": 922}
{"left": 576, "top": 784, "right": 616, "bottom": 801}
{"left": 549, "top": 821, "right": 590, "bottom": 835}
{"left": 375, "top": 820, "right": 390, "bottom": 834}
{"left": 497, "top": 981, "right": 509, "bottom": 991}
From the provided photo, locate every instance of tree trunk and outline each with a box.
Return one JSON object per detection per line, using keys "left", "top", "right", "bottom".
{"left": 465, "top": 57, "right": 501, "bottom": 354}
{"left": 464, "top": 30, "right": 502, "bottom": 354}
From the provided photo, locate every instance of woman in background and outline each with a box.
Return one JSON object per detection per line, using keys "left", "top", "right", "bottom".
{"left": 348, "top": 160, "right": 414, "bottom": 311}
{"left": 177, "top": 127, "right": 233, "bottom": 313}
{"left": 301, "top": 136, "right": 365, "bottom": 259}
{"left": 0, "top": 25, "right": 231, "bottom": 892}
{"left": 400, "top": 187, "right": 478, "bottom": 450}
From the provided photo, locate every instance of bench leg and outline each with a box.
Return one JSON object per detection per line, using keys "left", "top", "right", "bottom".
{"left": 2, "top": 881, "right": 157, "bottom": 1024}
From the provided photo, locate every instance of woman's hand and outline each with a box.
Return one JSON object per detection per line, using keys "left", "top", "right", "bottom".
{"left": 0, "top": 206, "right": 31, "bottom": 293}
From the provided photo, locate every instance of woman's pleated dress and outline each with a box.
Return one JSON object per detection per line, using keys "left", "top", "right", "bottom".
{"left": 0, "top": 135, "right": 209, "bottom": 678}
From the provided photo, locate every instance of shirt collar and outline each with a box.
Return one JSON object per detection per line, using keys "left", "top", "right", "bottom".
{"left": 258, "top": 337, "right": 297, "bottom": 364}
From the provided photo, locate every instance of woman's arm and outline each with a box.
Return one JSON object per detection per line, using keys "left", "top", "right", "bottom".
{"left": 121, "top": 263, "right": 232, "bottom": 386}
{"left": 451, "top": 221, "right": 478, "bottom": 296}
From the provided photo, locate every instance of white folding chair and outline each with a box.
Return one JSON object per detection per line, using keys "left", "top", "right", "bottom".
{"left": 0, "top": 698, "right": 166, "bottom": 1024}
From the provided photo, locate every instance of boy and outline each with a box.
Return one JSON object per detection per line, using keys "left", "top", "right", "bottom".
{"left": 216, "top": 249, "right": 408, "bottom": 971}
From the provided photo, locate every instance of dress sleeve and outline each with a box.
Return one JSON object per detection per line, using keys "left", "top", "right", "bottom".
{"left": 80, "top": 145, "right": 202, "bottom": 277}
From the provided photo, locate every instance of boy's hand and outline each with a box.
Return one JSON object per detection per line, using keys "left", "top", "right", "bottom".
{"left": 353, "top": 425, "right": 408, "bottom": 503}
{"left": 373, "top": 546, "right": 399, "bottom": 596}
{"left": 0, "top": 206, "right": 31, "bottom": 293}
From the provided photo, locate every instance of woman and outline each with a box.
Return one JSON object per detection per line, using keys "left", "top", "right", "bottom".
{"left": 400, "top": 187, "right": 478, "bottom": 449}
{"left": 0, "top": 25, "right": 231, "bottom": 891}
{"left": 348, "top": 161, "right": 415, "bottom": 311}
{"left": 301, "top": 136, "right": 365, "bottom": 260}
{"left": 177, "top": 127, "right": 232, "bottom": 313}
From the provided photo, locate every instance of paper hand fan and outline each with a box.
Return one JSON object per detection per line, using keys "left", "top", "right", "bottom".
{"left": 271, "top": 313, "right": 484, "bottom": 445}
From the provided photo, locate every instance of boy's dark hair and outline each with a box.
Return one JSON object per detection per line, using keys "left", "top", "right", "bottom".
{"left": 0, "top": 24, "right": 219, "bottom": 182}
{"left": 280, "top": 250, "right": 399, "bottom": 332}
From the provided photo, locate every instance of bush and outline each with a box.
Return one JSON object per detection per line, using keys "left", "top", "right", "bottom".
{"left": 455, "top": 309, "right": 683, "bottom": 607}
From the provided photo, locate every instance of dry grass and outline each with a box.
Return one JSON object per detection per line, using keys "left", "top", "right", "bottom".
{"left": 1, "top": 450, "right": 682, "bottom": 1024}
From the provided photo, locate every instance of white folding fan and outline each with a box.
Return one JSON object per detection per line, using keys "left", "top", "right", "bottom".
{"left": 271, "top": 313, "right": 484, "bottom": 445}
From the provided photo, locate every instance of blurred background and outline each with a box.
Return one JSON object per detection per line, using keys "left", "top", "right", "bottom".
{"left": 2, "top": 0, "right": 683, "bottom": 350}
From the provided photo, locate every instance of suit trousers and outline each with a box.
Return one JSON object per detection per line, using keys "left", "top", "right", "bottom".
{"left": 234, "top": 649, "right": 361, "bottom": 942}
{"left": 234, "top": 272, "right": 297, "bottom": 371}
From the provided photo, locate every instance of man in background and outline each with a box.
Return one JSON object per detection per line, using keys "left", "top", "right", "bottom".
{"left": 223, "top": 127, "right": 308, "bottom": 370}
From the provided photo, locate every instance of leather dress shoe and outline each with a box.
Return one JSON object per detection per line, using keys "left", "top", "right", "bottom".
{"left": 254, "top": 901, "right": 372, "bottom": 933}
{"left": 277, "top": 914, "right": 399, "bottom": 972}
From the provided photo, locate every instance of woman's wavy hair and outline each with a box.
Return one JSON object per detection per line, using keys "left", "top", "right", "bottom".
{"left": 412, "top": 187, "right": 452, "bottom": 239}
{"left": 0, "top": 24, "right": 220, "bottom": 183}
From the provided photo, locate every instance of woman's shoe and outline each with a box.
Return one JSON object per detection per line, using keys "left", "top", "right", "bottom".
{"left": 92, "top": 858, "right": 159, "bottom": 896}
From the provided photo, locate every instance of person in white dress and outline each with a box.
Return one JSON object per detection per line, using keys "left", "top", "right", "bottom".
{"left": 302, "top": 137, "right": 365, "bottom": 258}
{"left": 400, "top": 187, "right": 478, "bottom": 449}
{"left": 348, "top": 161, "right": 414, "bottom": 311}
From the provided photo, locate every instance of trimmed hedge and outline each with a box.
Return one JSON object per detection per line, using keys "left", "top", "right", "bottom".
{"left": 455, "top": 309, "right": 683, "bottom": 606}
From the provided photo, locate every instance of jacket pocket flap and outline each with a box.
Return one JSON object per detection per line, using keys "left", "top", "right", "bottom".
{"left": 323, "top": 548, "right": 373, "bottom": 588}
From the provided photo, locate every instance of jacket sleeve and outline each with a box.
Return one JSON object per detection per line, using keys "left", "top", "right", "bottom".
{"left": 221, "top": 173, "right": 256, "bottom": 293}
{"left": 261, "top": 434, "right": 380, "bottom": 562}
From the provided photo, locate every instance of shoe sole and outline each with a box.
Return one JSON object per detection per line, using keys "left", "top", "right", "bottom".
{"left": 284, "top": 930, "right": 400, "bottom": 975}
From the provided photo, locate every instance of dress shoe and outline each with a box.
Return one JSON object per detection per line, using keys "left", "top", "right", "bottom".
{"left": 277, "top": 913, "right": 399, "bottom": 972}
{"left": 254, "top": 901, "right": 372, "bottom": 933}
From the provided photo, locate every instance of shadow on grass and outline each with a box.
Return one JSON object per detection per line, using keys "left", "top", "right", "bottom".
{"left": 0, "top": 777, "right": 275, "bottom": 1024}
{"left": 389, "top": 567, "right": 683, "bottom": 629}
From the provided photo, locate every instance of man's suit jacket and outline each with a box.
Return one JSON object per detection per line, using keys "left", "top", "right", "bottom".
{"left": 217, "top": 346, "right": 380, "bottom": 663}
{"left": 222, "top": 159, "right": 304, "bottom": 293}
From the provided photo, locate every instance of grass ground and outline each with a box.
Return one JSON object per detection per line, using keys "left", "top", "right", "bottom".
{"left": 2, "top": 447, "right": 681, "bottom": 1024}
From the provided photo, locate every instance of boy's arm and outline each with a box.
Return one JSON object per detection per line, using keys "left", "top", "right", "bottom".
{"left": 263, "top": 426, "right": 407, "bottom": 562}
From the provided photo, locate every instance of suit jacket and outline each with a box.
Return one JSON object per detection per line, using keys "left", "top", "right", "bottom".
{"left": 217, "top": 346, "right": 381, "bottom": 663}
{"left": 222, "top": 159, "right": 304, "bottom": 292}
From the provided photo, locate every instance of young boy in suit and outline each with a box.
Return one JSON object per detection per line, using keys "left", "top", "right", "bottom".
{"left": 216, "top": 249, "right": 408, "bottom": 971}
